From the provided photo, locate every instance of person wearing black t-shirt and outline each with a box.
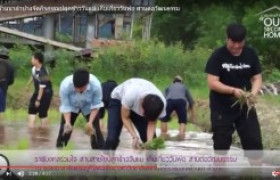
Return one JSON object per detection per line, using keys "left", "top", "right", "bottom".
{"left": 0, "top": 48, "right": 14, "bottom": 121}
{"left": 205, "top": 23, "right": 263, "bottom": 165}
{"left": 26, "top": 52, "right": 53, "bottom": 129}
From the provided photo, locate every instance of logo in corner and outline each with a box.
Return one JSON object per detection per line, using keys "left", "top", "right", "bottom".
{"left": 257, "top": 6, "right": 280, "bottom": 39}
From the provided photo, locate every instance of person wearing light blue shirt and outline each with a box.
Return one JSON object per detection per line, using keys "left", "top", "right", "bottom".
{"left": 56, "top": 68, "right": 105, "bottom": 149}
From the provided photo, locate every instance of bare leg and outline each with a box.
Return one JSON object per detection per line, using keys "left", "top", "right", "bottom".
{"left": 40, "top": 117, "right": 49, "bottom": 129}
{"left": 161, "top": 122, "right": 168, "bottom": 133}
{"left": 177, "top": 123, "right": 186, "bottom": 140}
{"left": 28, "top": 114, "right": 36, "bottom": 128}
{"left": 99, "top": 118, "right": 103, "bottom": 130}
{"left": 179, "top": 123, "right": 186, "bottom": 136}
{"left": 160, "top": 122, "right": 169, "bottom": 139}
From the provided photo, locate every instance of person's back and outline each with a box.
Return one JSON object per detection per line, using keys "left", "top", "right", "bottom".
{"left": 101, "top": 80, "right": 117, "bottom": 106}
{"left": 0, "top": 58, "right": 14, "bottom": 94}
{"left": 160, "top": 76, "right": 195, "bottom": 139}
{"left": 111, "top": 78, "right": 166, "bottom": 117}
{"left": 166, "top": 82, "right": 187, "bottom": 100}
{"left": 165, "top": 82, "right": 194, "bottom": 108}
{"left": 0, "top": 48, "right": 14, "bottom": 120}
{"left": 0, "top": 59, "right": 8, "bottom": 88}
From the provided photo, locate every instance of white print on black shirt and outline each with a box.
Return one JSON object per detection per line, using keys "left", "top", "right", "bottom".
{"left": 222, "top": 63, "right": 251, "bottom": 72}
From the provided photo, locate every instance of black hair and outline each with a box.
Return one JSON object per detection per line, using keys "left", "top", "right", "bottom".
{"left": 0, "top": 55, "right": 8, "bottom": 60}
{"left": 73, "top": 68, "right": 89, "bottom": 88}
{"left": 107, "top": 79, "right": 117, "bottom": 83}
{"left": 33, "top": 52, "right": 44, "bottom": 64}
{"left": 226, "top": 23, "right": 246, "bottom": 42}
{"left": 142, "top": 94, "right": 164, "bottom": 121}
{"left": 173, "top": 79, "right": 182, "bottom": 83}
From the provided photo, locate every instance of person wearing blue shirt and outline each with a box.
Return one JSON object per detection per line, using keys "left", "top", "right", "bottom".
{"left": 56, "top": 68, "right": 105, "bottom": 149}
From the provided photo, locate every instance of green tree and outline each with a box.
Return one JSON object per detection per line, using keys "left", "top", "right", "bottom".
{"left": 242, "top": 2, "right": 280, "bottom": 76}
{"left": 196, "top": 5, "right": 236, "bottom": 48}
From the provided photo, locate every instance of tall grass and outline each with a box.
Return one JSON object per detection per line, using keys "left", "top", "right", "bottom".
{"left": 91, "top": 41, "right": 211, "bottom": 88}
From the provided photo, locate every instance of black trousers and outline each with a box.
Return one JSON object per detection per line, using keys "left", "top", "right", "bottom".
{"left": 211, "top": 107, "right": 263, "bottom": 158}
{"left": 105, "top": 99, "right": 154, "bottom": 150}
{"left": 56, "top": 112, "right": 105, "bottom": 149}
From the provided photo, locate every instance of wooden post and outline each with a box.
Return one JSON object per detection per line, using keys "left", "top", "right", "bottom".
{"left": 72, "top": 11, "right": 76, "bottom": 44}
{"left": 130, "top": 12, "right": 134, "bottom": 40}
{"left": 43, "top": 14, "right": 55, "bottom": 52}
{"left": 58, "top": 13, "right": 61, "bottom": 33}
{"left": 74, "top": 13, "right": 80, "bottom": 44}
{"left": 142, "top": 13, "right": 152, "bottom": 40}
{"left": 86, "top": 13, "right": 96, "bottom": 49}
{"left": 95, "top": 13, "right": 99, "bottom": 39}
{"left": 114, "top": 14, "right": 124, "bottom": 40}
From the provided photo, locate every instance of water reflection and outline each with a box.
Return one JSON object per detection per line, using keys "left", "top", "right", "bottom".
{"left": 0, "top": 122, "right": 5, "bottom": 144}
{"left": 29, "top": 127, "right": 50, "bottom": 148}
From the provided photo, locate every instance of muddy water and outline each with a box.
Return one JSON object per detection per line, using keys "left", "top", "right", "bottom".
{"left": 0, "top": 122, "right": 217, "bottom": 150}
{"left": 1, "top": 122, "right": 274, "bottom": 179}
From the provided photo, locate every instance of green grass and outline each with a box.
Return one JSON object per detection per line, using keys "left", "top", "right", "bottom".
{"left": 3, "top": 108, "right": 61, "bottom": 124}
{"left": 0, "top": 138, "right": 29, "bottom": 149}
{"left": 261, "top": 94, "right": 280, "bottom": 104}
{"left": 192, "top": 87, "right": 209, "bottom": 100}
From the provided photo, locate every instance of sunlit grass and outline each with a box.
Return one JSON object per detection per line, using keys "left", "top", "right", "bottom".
{"left": 0, "top": 138, "right": 29, "bottom": 149}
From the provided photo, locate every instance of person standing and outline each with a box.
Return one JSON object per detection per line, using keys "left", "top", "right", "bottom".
{"left": 205, "top": 23, "right": 263, "bottom": 165}
{"left": 0, "top": 47, "right": 14, "bottom": 121}
{"left": 26, "top": 52, "right": 53, "bottom": 129}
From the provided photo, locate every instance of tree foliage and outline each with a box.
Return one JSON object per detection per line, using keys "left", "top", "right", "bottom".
{"left": 152, "top": 0, "right": 280, "bottom": 76}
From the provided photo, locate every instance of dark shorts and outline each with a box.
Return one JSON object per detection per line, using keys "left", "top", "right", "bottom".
{"left": 161, "top": 99, "right": 187, "bottom": 124}
{"left": 211, "top": 108, "right": 263, "bottom": 158}
{"left": 0, "top": 88, "right": 5, "bottom": 113}
{"left": 28, "top": 89, "right": 53, "bottom": 118}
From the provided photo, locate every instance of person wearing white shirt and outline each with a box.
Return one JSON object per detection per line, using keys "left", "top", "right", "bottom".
{"left": 104, "top": 78, "right": 166, "bottom": 150}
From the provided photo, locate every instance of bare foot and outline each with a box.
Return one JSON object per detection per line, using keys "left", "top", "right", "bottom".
{"left": 160, "top": 133, "right": 170, "bottom": 140}
{"left": 176, "top": 133, "right": 185, "bottom": 141}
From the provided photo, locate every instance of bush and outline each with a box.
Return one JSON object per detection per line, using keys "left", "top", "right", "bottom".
{"left": 50, "top": 49, "right": 76, "bottom": 86}
{"left": 91, "top": 40, "right": 211, "bottom": 88}
{"left": 9, "top": 44, "right": 33, "bottom": 76}
{"left": 262, "top": 68, "right": 280, "bottom": 83}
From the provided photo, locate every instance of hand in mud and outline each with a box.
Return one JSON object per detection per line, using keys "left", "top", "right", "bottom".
{"left": 85, "top": 122, "right": 95, "bottom": 136}
{"left": 63, "top": 123, "right": 73, "bottom": 134}
{"left": 132, "top": 137, "right": 140, "bottom": 149}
